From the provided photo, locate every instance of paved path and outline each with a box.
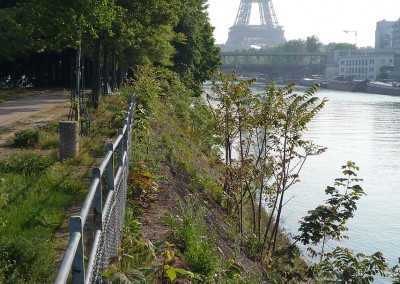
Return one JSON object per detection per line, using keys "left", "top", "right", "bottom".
{"left": 0, "top": 90, "right": 70, "bottom": 127}
{"left": 0, "top": 90, "right": 70, "bottom": 146}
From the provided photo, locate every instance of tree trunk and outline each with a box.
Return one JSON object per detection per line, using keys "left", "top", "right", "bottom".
{"left": 91, "top": 37, "right": 102, "bottom": 108}
{"left": 116, "top": 58, "right": 123, "bottom": 89}
{"left": 102, "top": 44, "right": 109, "bottom": 96}
{"left": 11, "top": 60, "right": 16, "bottom": 88}
{"left": 74, "top": 46, "right": 81, "bottom": 122}
{"left": 111, "top": 50, "right": 116, "bottom": 91}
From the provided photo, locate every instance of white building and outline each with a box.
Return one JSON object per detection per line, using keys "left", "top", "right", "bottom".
{"left": 334, "top": 50, "right": 394, "bottom": 80}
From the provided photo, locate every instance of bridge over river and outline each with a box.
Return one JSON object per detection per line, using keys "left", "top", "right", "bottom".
{"left": 220, "top": 51, "right": 328, "bottom": 80}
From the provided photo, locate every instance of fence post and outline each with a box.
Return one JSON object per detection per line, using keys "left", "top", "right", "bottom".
{"left": 117, "top": 128, "right": 124, "bottom": 167}
{"left": 70, "top": 216, "right": 85, "bottom": 284}
{"left": 107, "top": 143, "right": 115, "bottom": 191}
{"left": 92, "top": 168, "right": 102, "bottom": 229}
{"left": 123, "top": 118, "right": 129, "bottom": 153}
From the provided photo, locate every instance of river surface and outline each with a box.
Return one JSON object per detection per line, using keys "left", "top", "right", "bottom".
{"left": 282, "top": 88, "right": 400, "bottom": 282}
{"left": 204, "top": 82, "right": 400, "bottom": 282}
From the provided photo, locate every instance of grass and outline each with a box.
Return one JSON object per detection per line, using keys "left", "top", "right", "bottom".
{"left": 0, "top": 90, "right": 135, "bottom": 283}
{"left": 0, "top": 88, "right": 32, "bottom": 103}
{"left": 0, "top": 164, "right": 86, "bottom": 283}
{"left": 168, "top": 197, "right": 218, "bottom": 276}
{"left": 0, "top": 88, "right": 63, "bottom": 103}
{"left": 2, "top": 123, "right": 61, "bottom": 150}
{"left": 0, "top": 126, "right": 12, "bottom": 135}
{"left": 0, "top": 151, "right": 88, "bottom": 282}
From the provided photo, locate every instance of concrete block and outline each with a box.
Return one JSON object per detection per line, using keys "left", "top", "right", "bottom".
{"left": 59, "top": 121, "right": 79, "bottom": 160}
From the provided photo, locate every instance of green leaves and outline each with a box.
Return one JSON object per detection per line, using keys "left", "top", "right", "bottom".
{"left": 172, "top": 0, "right": 221, "bottom": 94}
{"left": 165, "top": 266, "right": 177, "bottom": 281}
{"left": 102, "top": 269, "right": 147, "bottom": 284}
{"left": 294, "top": 162, "right": 390, "bottom": 282}
{"left": 211, "top": 71, "right": 327, "bottom": 259}
{"left": 319, "top": 247, "right": 387, "bottom": 283}
{"left": 19, "top": 0, "right": 118, "bottom": 51}
{"left": 297, "top": 161, "right": 365, "bottom": 248}
{"left": 0, "top": 7, "right": 31, "bottom": 60}
{"left": 163, "top": 265, "right": 195, "bottom": 281}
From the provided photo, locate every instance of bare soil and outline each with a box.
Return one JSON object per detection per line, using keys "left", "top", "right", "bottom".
{"left": 137, "top": 158, "right": 262, "bottom": 279}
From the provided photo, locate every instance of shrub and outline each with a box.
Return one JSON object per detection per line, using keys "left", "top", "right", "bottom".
{"left": 0, "top": 152, "right": 54, "bottom": 176}
{"left": 13, "top": 129, "right": 39, "bottom": 148}
{"left": 169, "top": 197, "right": 217, "bottom": 276}
{"left": 185, "top": 237, "right": 217, "bottom": 276}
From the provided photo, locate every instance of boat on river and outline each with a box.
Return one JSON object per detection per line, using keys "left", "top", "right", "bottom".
{"left": 366, "top": 81, "right": 400, "bottom": 96}
{"left": 326, "top": 80, "right": 368, "bottom": 92}
{"left": 299, "top": 75, "right": 327, "bottom": 88}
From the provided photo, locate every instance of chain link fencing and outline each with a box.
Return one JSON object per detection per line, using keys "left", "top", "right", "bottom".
{"left": 54, "top": 94, "right": 136, "bottom": 284}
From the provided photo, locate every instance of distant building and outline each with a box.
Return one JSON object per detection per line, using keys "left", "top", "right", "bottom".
{"left": 325, "top": 52, "right": 339, "bottom": 79}
{"left": 391, "top": 54, "right": 400, "bottom": 81}
{"left": 390, "top": 19, "right": 400, "bottom": 81}
{"left": 335, "top": 50, "right": 394, "bottom": 80}
{"left": 391, "top": 20, "right": 400, "bottom": 50}
{"left": 375, "top": 20, "right": 395, "bottom": 51}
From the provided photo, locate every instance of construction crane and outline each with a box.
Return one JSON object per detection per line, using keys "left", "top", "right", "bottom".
{"left": 343, "top": 30, "right": 358, "bottom": 45}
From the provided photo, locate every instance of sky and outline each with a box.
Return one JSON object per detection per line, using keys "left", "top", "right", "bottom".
{"left": 207, "top": 0, "right": 400, "bottom": 48}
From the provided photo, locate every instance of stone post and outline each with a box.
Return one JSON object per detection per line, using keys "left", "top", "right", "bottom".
{"left": 59, "top": 121, "right": 79, "bottom": 160}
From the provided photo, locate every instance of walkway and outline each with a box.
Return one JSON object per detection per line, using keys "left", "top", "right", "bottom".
{"left": 0, "top": 89, "right": 70, "bottom": 146}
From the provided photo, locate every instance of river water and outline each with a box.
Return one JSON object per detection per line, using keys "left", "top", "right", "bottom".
{"left": 281, "top": 88, "right": 400, "bottom": 281}
{"left": 204, "top": 82, "right": 400, "bottom": 281}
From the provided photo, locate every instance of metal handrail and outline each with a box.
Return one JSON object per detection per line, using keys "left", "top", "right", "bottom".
{"left": 54, "top": 94, "right": 136, "bottom": 284}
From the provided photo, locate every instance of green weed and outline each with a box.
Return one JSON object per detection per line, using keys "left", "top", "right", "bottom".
{"left": 13, "top": 129, "right": 39, "bottom": 148}
{"left": 0, "top": 126, "right": 11, "bottom": 135}
{"left": 0, "top": 154, "right": 87, "bottom": 283}
{"left": 0, "top": 88, "right": 29, "bottom": 102}
{"left": 0, "top": 237, "right": 56, "bottom": 283}
{"left": 38, "top": 131, "right": 59, "bottom": 149}
{"left": 10, "top": 124, "right": 60, "bottom": 150}
{"left": 0, "top": 152, "right": 55, "bottom": 175}
{"left": 168, "top": 197, "right": 217, "bottom": 276}
{"left": 131, "top": 119, "right": 167, "bottom": 173}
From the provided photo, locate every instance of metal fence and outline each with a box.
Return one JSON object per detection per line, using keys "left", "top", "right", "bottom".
{"left": 54, "top": 94, "right": 136, "bottom": 284}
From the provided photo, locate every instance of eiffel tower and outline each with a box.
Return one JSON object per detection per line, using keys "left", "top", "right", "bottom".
{"left": 224, "top": 0, "right": 286, "bottom": 51}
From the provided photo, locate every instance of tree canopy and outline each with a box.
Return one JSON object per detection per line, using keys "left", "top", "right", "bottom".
{"left": 0, "top": 0, "right": 221, "bottom": 95}
{"left": 172, "top": 0, "right": 221, "bottom": 95}
{"left": 266, "top": 35, "right": 323, "bottom": 53}
{"left": 324, "top": 42, "right": 357, "bottom": 52}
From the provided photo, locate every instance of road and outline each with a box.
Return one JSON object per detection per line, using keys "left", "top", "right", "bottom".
{"left": 0, "top": 90, "right": 70, "bottom": 126}
{"left": 0, "top": 90, "right": 70, "bottom": 145}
